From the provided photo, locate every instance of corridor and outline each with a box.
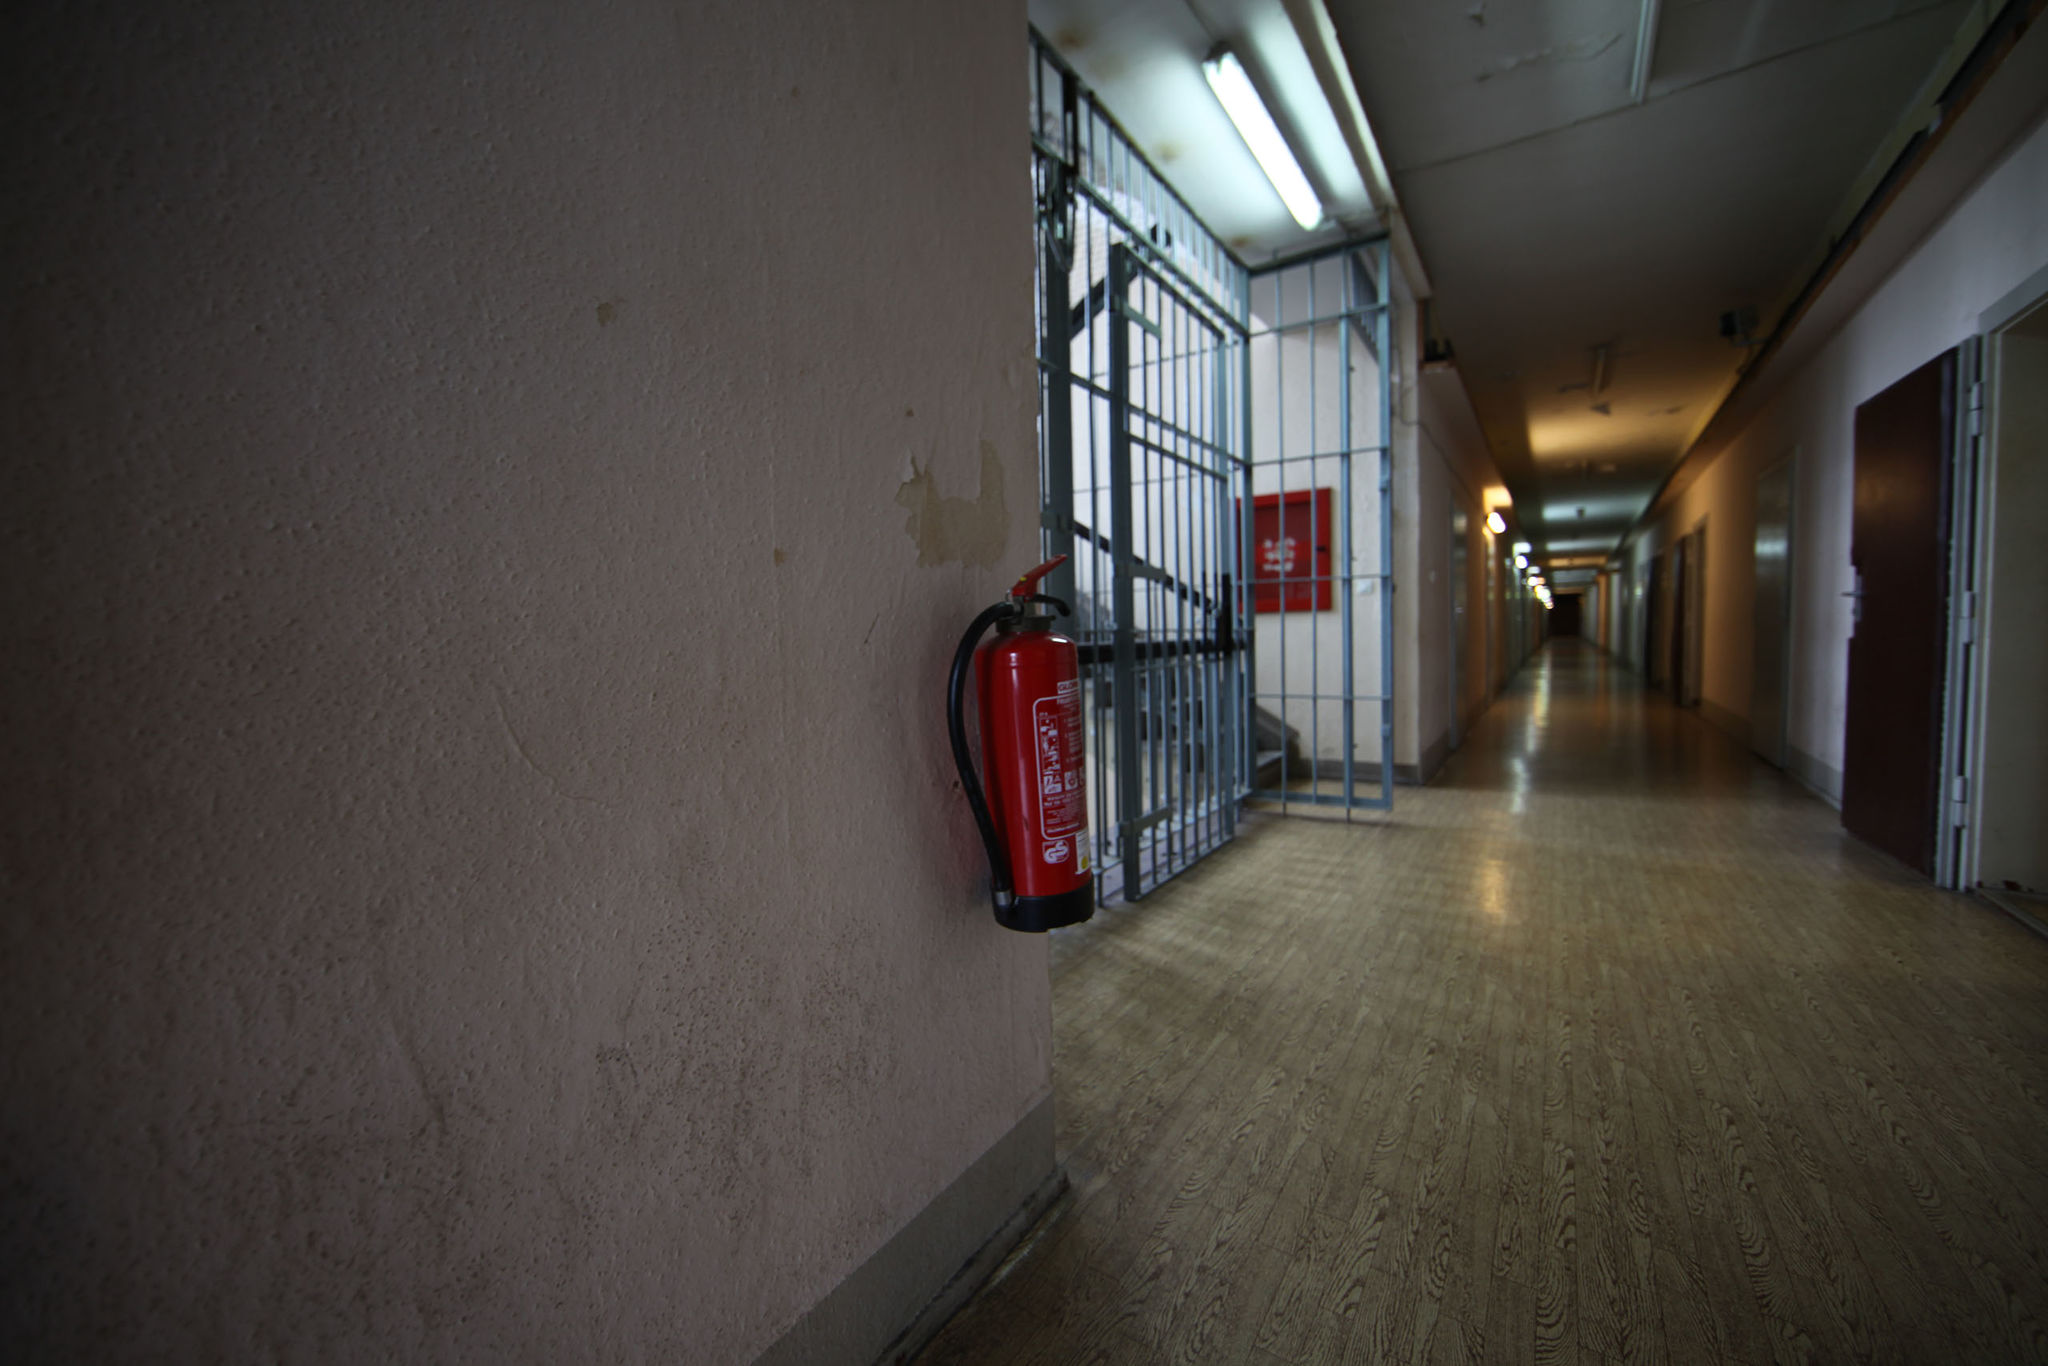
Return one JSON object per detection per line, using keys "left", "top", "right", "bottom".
{"left": 919, "top": 639, "right": 2048, "bottom": 1365}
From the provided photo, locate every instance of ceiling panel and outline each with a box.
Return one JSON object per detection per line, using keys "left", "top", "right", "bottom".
{"left": 1032, "top": 0, "right": 1978, "bottom": 564}
{"left": 1333, "top": 0, "right": 1969, "bottom": 555}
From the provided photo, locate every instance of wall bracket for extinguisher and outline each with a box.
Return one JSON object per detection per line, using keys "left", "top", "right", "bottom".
{"left": 947, "top": 557, "right": 1095, "bottom": 933}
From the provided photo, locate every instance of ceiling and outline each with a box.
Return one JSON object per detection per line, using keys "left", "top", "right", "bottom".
{"left": 1028, "top": 0, "right": 1983, "bottom": 572}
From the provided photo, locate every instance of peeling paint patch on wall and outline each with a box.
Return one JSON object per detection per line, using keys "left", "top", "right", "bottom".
{"left": 895, "top": 442, "right": 1009, "bottom": 568}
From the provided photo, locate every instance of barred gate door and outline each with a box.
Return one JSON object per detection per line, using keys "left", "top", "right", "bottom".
{"left": 1031, "top": 33, "right": 1397, "bottom": 908}
{"left": 1033, "top": 35, "right": 1251, "bottom": 904}
{"left": 1245, "top": 244, "right": 1396, "bottom": 812}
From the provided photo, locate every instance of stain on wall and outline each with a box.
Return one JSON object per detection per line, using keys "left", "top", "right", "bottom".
{"left": 895, "top": 442, "right": 1009, "bottom": 568}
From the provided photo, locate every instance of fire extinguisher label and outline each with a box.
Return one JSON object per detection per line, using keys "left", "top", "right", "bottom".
{"left": 1033, "top": 679, "right": 1085, "bottom": 864}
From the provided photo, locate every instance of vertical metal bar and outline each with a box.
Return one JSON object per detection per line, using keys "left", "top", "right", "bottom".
{"left": 1339, "top": 256, "right": 1357, "bottom": 809}
{"left": 1181, "top": 301, "right": 1193, "bottom": 862}
{"left": 1146, "top": 275, "right": 1162, "bottom": 881}
{"left": 1041, "top": 215, "right": 1075, "bottom": 613}
{"left": 1377, "top": 241, "right": 1395, "bottom": 809}
{"left": 1195, "top": 318, "right": 1210, "bottom": 852}
{"left": 1109, "top": 246, "right": 1142, "bottom": 898}
{"left": 1222, "top": 331, "right": 1241, "bottom": 835}
{"left": 1087, "top": 199, "right": 1112, "bottom": 889}
{"left": 1309, "top": 261, "right": 1322, "bottom": 799}
{"left": 1274, "top": 268, "right": 1289, "bottom": 808}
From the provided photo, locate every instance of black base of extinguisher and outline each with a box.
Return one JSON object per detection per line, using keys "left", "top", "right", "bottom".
{"left": 996, "top": 880, "right": 1095, "bottom": 934}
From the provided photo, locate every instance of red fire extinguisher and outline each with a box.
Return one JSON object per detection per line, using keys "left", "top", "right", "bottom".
{"left": 948, "top": 556, "right": 1095, "bottom": 932}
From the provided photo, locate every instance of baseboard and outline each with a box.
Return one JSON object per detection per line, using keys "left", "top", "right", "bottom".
{"left": 1979, "top": 887, "right": 2048, "bottom": 943}
{"left": 1416, "top": 731, "right": 1449, "bottom": 785}
{"left": 1697, "top": 698, "right": 1750, "bottom": 750}
{"left": 753, "top": 1096, "right": 1061, "bottom": 1366}
{"left": 1787, "top": 745, "right": 1844, "bottom": 810}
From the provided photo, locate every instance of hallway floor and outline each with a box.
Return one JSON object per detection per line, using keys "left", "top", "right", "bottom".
{"left": 917, "top": 639, "right": 2048, "bottom": 1365}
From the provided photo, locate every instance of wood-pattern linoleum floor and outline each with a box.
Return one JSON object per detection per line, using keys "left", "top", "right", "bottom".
{"left": 915, "top": 638, "right": 2048, "bottom": 1365}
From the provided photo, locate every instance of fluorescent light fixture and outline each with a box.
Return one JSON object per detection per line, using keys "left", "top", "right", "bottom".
{"left": 1487, "top": 511, "right": 1507, "bottom": 535}
{"left": 1630, "top": 0, "right": 1663, "bottom": 104}
{"left": 1512, "top": 540, "right": 1531, "bottom": 555}
{"left": 1202, "top": 49, "right": 1323, "bottom": 231}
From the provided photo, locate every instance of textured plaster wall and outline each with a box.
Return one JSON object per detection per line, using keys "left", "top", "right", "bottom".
{"left": 0, "top": 1, "right": 1048, "bottom": 1360}
{"left": 1414, "top": 366, "right": 1504, "bottom": 750}
{"left": 1624, "top": 109, "right": 2048, "bottom": 780}
{"left": 1390, "top": 289, "right": 1425, "bottom": 769}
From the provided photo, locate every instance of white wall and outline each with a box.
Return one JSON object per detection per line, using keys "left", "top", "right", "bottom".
{"left": 1623, "top": 109, "right": 2048, "bottom": 797}
{"left": 0, "top": 2, "right": 1049, "bottom": 1360}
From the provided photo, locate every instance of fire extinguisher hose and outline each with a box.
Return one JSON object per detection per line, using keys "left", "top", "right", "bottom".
{"left": 948, "top": 600, "right": 1023, "bottom": 912}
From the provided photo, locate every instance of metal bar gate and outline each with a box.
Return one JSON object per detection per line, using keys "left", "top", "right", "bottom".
{"left": 1031, "top": 31, "right": 1395, "bottom": 909}
{"left": 1245, "top": 243, "right": 1396, "bottom": 810}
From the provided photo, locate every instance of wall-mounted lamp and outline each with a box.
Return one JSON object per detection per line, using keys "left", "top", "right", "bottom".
{"left": 1486, "top": 511, "right": 1507, "bottom": 535}
{"left": 1514, "top": 553, "right": 1528, "bottom": 569}
{"left": 1203, "top": 49, "right": 1323, "bottom": 231}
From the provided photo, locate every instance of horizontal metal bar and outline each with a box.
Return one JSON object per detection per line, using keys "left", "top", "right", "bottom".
{"left": 1250, "top": 788, "right": 1395, "bottom": 810}
{"left": 1033, "top": 138, "right": 1249, "bottom": 331}
{"left": 1116, "top": 298, "right": 1161, "bottom": 339}
{"left": 1076, "top": 634, "right": 1233, "bottom": 667}
{"left": 1243, "top": 444, "right": 1390, "bottom": 464}
{"left": 1244, "top": 233, "right": 1391, "bottom": 280}
{"left": 1247, "top": 305, "right": 1390, "bottom": 335}
{"left": 1250, "top": 691, "right": 1393, "bottom": 703}
{"left": 1028, "top": 30, "right": 1253, "bottom": 275}
{"left": 1112, "top": 233, "right": 1243, "bottom": 340}
{"left": 1042, "top": 354, "right": 1244, "bottom": 395}
{"left": 1063, "top": 517, "right": 1226, "bottom": 612}
{"left": 1038, "top": 365, "right": 1243, "bottom": 470}
{"left": 1226, "top": 571, "right": 1392, "bottom": 584}
{"left": 1124, "top": 429, "right": 1239, "bottom": 479}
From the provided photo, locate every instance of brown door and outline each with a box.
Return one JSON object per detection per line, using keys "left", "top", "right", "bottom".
{"left": 1843, "top": 349, "right": 1955, "bottom": 875}
{"left": 1643, "top": 554, "right": 1663, "bottom": 681}
{"left": 1669, "top": 543, "right": 1688, "bottom": 700}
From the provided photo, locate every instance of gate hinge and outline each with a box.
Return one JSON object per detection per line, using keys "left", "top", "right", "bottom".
{"left": 1967, "top": 380, "right": 1983, "bottom": 437}
{"left": 1952, "top": 776, "right": 1969, "bottom": 825}
{"left": 1959, "top": 588, "right": 1976, "bottom": 644}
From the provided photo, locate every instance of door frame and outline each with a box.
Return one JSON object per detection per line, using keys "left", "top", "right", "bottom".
{"left": 1750, "top": 450, "right": 1797, "bottom": 769}
{"left": 1953, "top": 266, "right": 2048, "bottom": 891}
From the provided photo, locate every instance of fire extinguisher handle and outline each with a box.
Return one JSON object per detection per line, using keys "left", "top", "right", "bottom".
{"left": 948, "top": 600, "right": 1023, "bottom": 912}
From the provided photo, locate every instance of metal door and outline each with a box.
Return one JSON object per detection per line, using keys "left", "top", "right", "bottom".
{"left": 1245, "top": 243, "right": 1395, "bottom": 811}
